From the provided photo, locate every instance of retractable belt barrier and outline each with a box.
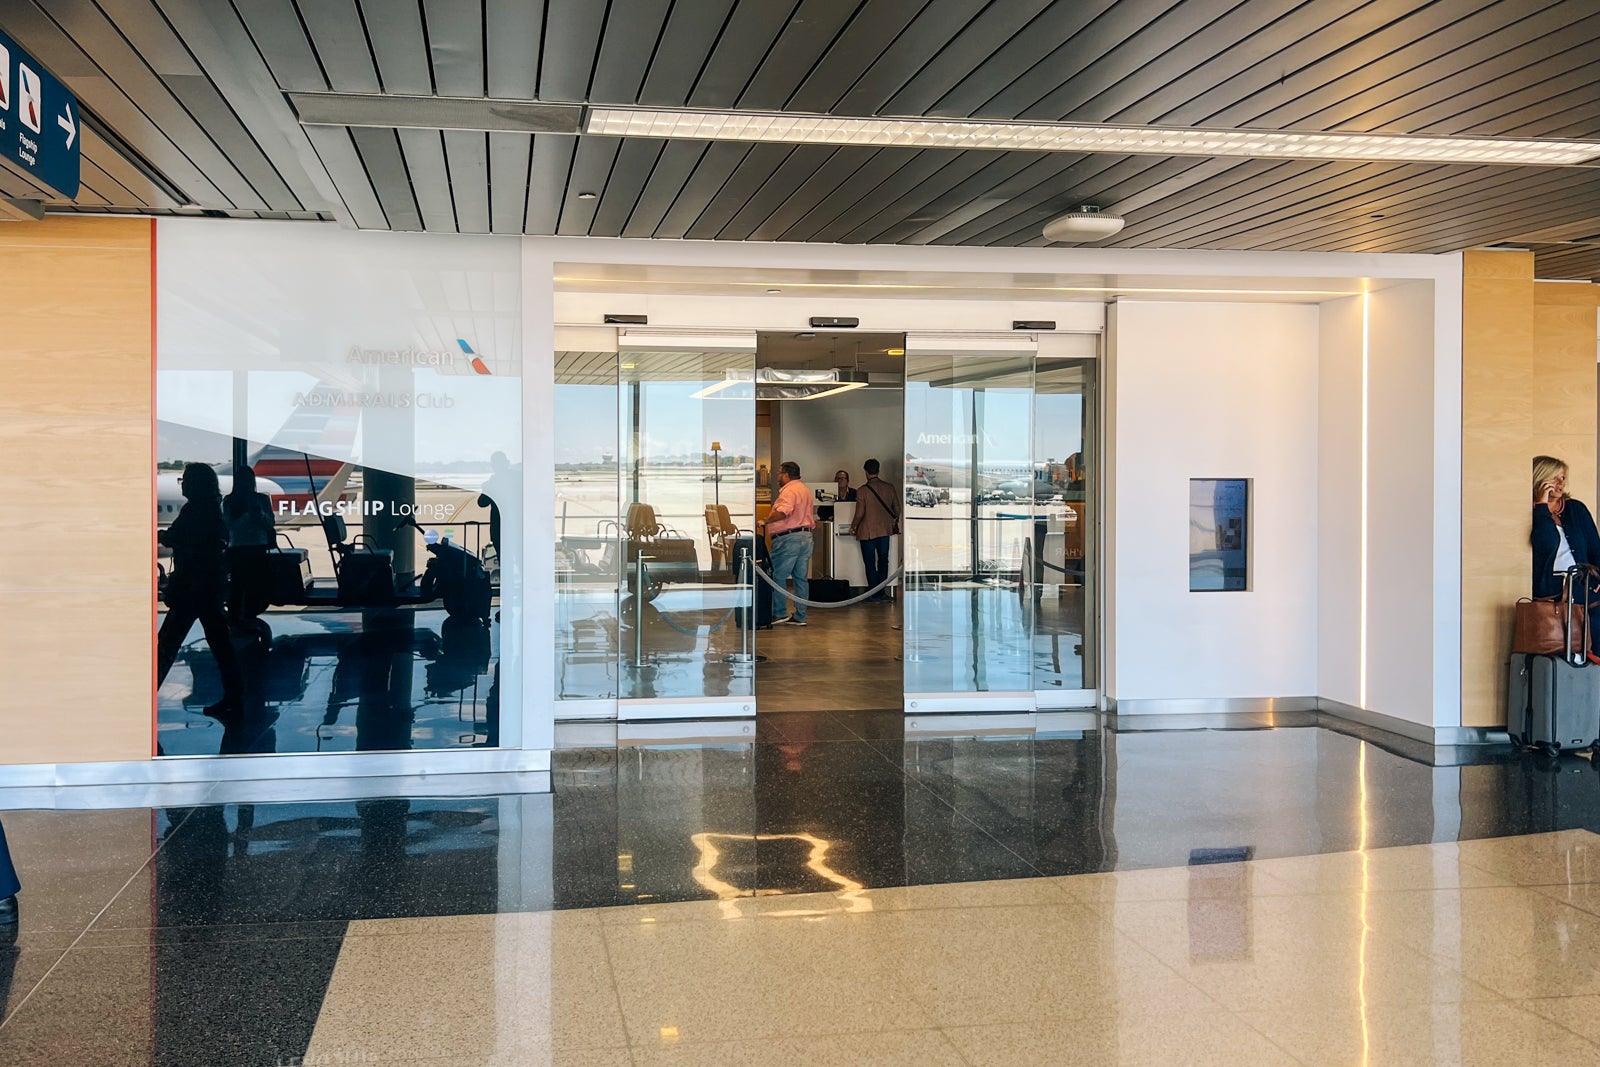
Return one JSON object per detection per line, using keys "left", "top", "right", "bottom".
{"left": 750, "top": 565, "right": 903, "bottom": 609}
{"left": 630, "top": 559, "right": 903, "bottom": 645}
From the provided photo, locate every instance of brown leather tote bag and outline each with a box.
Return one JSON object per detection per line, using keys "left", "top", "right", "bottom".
{"left": 1512, "top": 566, "right": 1594, "bottom": 661}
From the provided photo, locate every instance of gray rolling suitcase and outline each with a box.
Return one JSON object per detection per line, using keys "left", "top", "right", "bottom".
{"left": 1510, "top": 654, "right": 1600, "bottom": 753}
{"left": 1509, "top": 565, "right": 1600, "bottom": 753}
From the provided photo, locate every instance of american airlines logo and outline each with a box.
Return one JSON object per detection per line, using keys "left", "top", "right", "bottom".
{"left": 347, "top": 345, "right": 456, "bottom": 367}
{"left": 916, "top": 432, "right": 992, "bottom": 446}
{"left": 343, "top": 338, "right": 492, "bottom": 375}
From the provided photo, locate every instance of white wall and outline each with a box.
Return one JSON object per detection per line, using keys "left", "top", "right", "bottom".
{"left": 772, "top": 388, "right": 903, "bottom": 497}
{"left": 1318, "top": 284, "right": 1443, "bottom": 732}
{"left": 1366, "top": 282, "right": 1438, "bottom": 724}
{"left": 1109, "top": 301, "right": 1321, "bottom": 703}
{"left": 1317, "top": 296, "right": 1363, "bottom": 710}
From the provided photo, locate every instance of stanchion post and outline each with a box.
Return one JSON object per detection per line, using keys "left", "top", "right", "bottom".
{"left": 740, "top": 549, "right": 752, "bottom": 663}
{"left": 629, "top": 554, "right": 651, "bottom": 669}
{"left": 904, "top": 547, "right": 922, "bottom": 662}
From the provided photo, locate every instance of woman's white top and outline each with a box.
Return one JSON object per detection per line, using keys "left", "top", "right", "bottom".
{"left": 1555, "top": 524, "right": 1577, "bottom": 572}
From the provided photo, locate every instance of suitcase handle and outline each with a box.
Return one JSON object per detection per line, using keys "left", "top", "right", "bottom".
{"left": 1563, "top": 565, "right": 1596, "bottom": 668}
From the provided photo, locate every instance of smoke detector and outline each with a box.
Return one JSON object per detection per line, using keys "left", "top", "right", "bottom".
{"left": 1042, "top": 205, "right": 1125, "bottom": 242}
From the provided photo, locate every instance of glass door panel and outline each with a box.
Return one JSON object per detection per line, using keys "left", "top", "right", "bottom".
{"left": 554, "top": 349, "right": 623, "bottom": 701}
{"left": 903, "top": 345, "right": 1035, "bottom": 697}
{"left": 1032, "top": 354, "right": 1098, "bottom": 701}
{"left": 619, "top": 347, "right": 755, "bottom": 704}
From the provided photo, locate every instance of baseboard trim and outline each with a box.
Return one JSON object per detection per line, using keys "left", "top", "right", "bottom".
{"left": 1316, "top": 699, "right": 1508, "bottom": 747}
{"left": 1105, "top": 695, "right": 1508, "bottom": 749}
{"left": 0, "top": 748, "right": 552, "bottom": 790}
{"left": 1107, "top": 696, "right": 1319, "bottom": 716}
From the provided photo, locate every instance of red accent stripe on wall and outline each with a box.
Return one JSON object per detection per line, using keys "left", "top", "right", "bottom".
{"left": 150, "top": 218, "right": 158, "bottom": 758}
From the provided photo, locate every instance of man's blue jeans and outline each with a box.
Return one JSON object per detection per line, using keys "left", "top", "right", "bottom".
{"left": 768, "top": 530, "right": 814, "bottom": 622}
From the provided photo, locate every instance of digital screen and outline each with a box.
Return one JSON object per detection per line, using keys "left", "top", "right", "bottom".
{"left": 1190, "top": 478, "right": 1249, "bottom": 592}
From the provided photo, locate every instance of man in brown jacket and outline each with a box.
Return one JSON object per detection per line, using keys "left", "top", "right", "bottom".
{"left": 852, "top": 459, "right": 898, "bottom": 602}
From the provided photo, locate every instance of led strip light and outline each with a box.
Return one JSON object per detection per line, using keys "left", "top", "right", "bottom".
{"left": 585, "top": 107, "right": 1600, "bottom": 167}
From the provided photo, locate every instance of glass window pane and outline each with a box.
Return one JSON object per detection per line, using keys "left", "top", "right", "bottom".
{"left": 903, "top": 350, "right": 1034, "bottom": 695}
{"left": 555, "top": 350, "right": 622, "bottom": 700}
{"left": 1033, "top": 356, "right": 1097, "bottom": 695}
{"left": 620, "top": 350, "right": 755, "bottom": 700}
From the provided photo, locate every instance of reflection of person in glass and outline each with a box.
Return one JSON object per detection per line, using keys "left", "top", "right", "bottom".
{"left": 477, "top": 450, "right": 512, "bottom": 560}
{"left": 157, "top": 463, "right": 244, "bottom": 717}
{"left": 224, "top": 464, "right": 275, "bottom": 636}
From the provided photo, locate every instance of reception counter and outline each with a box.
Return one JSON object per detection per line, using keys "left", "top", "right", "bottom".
{"left": 812, "top": 502, "right": 900, "bottom": 590}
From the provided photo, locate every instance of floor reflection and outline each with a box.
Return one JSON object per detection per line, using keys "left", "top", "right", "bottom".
{"left": 4, "top": 717, "right": 1600, "bottom": 1064}
{"left": 157, "top": 608, "right": 499, "bottom": 756}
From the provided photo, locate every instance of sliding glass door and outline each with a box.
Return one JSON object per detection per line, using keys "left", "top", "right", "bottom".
{"left": 902, "top": 337, "right": 1037, "bottom": 706}
{"left": 617, "top": 335, "right": 756, "bottom": 715}
{"left": 1032, "top": 342, "right": 1098, "bottom": 705}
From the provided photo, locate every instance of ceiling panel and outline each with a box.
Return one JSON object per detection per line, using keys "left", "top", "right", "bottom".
{"left": 423, "top": 0, "right": 487, "bottom": 97}
{"left": 589, "top": 139, "right": 666, "bottom": 236}
{"left": 488, "top": 132, "right": 533, "bottom": 235}
{"left": 589, "top": 0, "right": 673, "bottom": 105}
{"left": 4, "top": 0, "right": 1600, "bottom": 276}
{"left": 398, "top": 127, "right": 455, "bottom": 232}
{"left": 485, "top": 0, "right": 543, "bottom": 98}
{"left": 361, "top": 0, "right": 433, "bottom": 95}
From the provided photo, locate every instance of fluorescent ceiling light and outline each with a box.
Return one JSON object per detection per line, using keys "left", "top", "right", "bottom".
{"left": 585, "top": 107, "right": 1600, "bottom": 167}
{"left": 688, "top": 368, "right": 870, "bottom": 400}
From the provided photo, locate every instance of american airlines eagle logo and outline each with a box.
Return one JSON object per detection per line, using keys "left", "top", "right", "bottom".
{"left": 458, "top": 339, "right": 492, "bottom": 375}
{"left": 18, "top": 63, "right": 41, "bottom": 134}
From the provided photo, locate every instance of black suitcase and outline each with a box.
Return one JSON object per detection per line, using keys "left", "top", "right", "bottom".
{"left": 267, "top": 546, "right": 309, "bottom": 604}
{"left": 337, "top": 550, "right": 396, "bottom": 605}
{"left": 1509, "top": 653, "right": 1600, "bottom": 753}
{"left": 809, "top": 578, "right": 850, "bottom": 603}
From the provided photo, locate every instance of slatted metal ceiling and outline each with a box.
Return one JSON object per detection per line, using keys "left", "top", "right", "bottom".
{"left": 5, "top": 0, "right": 1600, "bottom": 278}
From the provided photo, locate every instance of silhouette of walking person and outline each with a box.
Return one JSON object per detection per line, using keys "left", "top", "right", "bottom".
{"left": 156, "top": 463, "right": 244, "bottom": 718}
{"left": 224, "top": 464, "right": 275, "bottom": 639}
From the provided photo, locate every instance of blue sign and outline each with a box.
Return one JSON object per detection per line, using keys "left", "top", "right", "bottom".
{"left": 0, "top": 26, "right": 80, "bottom": 199}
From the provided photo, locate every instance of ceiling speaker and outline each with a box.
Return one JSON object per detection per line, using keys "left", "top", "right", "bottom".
{"left": 1042, "top": 206, "right": 1125, "bottom": 242}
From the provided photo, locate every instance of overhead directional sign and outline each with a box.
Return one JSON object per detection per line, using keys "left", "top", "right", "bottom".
{"left": 0, "top": 26, "right": 80, "bottom": 200}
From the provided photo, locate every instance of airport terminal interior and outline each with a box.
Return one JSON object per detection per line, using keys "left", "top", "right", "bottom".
{"left": 9, "top": 0, "right": 1600, "bottom": 1063}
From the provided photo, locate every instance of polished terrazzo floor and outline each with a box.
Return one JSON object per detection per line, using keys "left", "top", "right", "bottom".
{"left": 0, "top": 711, "right": 1598, "bottom": 1064}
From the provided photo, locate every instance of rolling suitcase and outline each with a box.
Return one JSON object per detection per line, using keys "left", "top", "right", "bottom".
{"left": 1510, "top": 653, "right": 1600, "bottom": 753}
{"left": 1509, "top": 565, "right": 1600, "bottom": 753}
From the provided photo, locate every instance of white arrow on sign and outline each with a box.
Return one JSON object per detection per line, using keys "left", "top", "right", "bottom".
{"left": 57, "top": 102, "right": 75, "bottom": 149}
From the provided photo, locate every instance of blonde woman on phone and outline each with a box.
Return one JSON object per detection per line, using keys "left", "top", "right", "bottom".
{"left": 1532, "top": 455, "right": 1600, "bottom": 599}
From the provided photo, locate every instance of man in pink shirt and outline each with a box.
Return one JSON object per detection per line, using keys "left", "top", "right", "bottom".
{"left": 763, "top": 461, "right": 816, "bottom": 625}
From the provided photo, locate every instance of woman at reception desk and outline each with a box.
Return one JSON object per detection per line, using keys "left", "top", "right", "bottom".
{"left": 803, "top": 459, "right": 897, "bottom": 600}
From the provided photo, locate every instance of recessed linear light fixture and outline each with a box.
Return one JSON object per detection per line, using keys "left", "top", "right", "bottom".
{"left": 691, "top": 368, "right": 869, "bottom": 401}
{"left": 584, "top": 107, "right": 1600, "bottom": 167}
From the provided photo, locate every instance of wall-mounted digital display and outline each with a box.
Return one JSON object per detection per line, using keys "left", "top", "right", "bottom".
{"left": 1190, "top": 478, "right": 1249, "bottom": 592}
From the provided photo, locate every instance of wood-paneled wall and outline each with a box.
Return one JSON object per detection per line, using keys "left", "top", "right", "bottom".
{"left": 1461, "top": 250, "right": 1600, "bottom": 727}
{"left": 0, "top": 217, "right": 153, "bottom": 764}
